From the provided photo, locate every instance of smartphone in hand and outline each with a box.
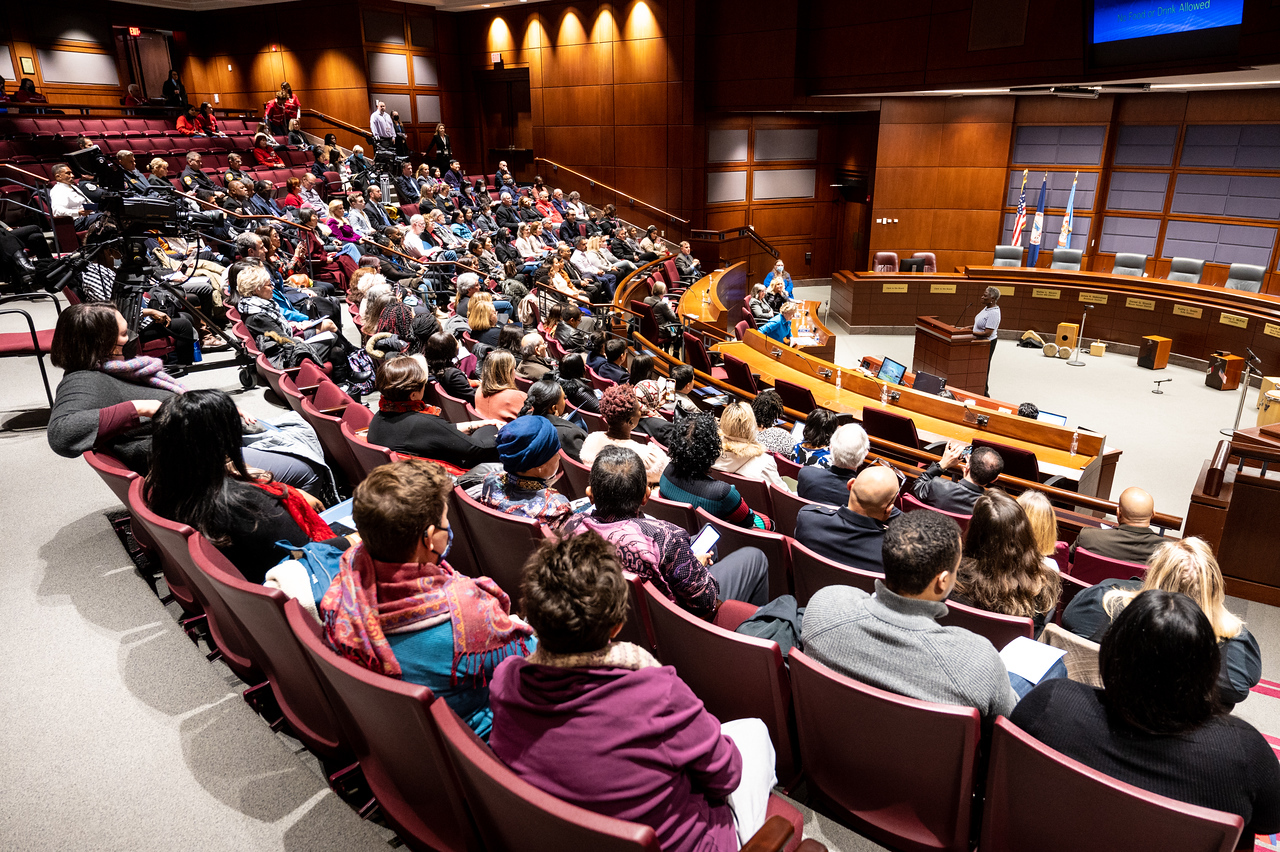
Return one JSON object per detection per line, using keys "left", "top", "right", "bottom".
{"left": 690, "top": 523, "right": 721, "bottom": 558}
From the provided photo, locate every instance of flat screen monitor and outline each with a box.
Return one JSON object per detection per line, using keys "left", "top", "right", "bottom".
{"left": 898, "top": 257, "right": 926, "bottom": 273}
{"left": 877, "top": 357, "right": 907, "bottom": 386}
{"left": 1037, "top": 410, "right": 1068, "bottom": 427}
{"left": 1089, "top": 0, "right": 1243, "bottom": 65}
{"left": 913, "top": 371, "right": 947, "bottom": 395}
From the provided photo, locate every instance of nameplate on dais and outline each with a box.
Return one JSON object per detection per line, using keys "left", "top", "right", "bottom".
{"left": 1032, "top": 288, "right": 1060, "bottom": 299}
{"left": 1079, "top": 292, "right": 1108, "bottom": 305}
{"left": 1219, "top": 313, "right": 1248, "bottom": 329}
{"left": 882, "top": 282, "right": 909, "bottom": 293}
{"left": 1265, "top": 323, "right": 1280, "bottom": 339}
{"left": 1172, "top": 304, "right": 1203, "bottom": 319}
{"left": 930, "top": 284, "right": 956, "bottom": 294}
{"left": 1125, "top": 297, "right": 1155, "bottom": 311}
{"left": 995, "top": 286, "right": 1015, "bottom": 297}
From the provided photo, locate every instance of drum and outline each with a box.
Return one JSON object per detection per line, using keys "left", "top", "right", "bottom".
{"left": 1042, "top": 343, "right": 1059, "bottom": 358}
{"left": 1258, "top": 390, "right": 1280, "bottom": 427}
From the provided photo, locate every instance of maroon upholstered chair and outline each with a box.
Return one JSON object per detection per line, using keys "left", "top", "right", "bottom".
{"left": 588, "top": 364, "right": 617, "bottom": 392}
{"left": 276, "top": 374, "right": 310, "bottom": 416}
{"left": 0, "top": 293, "right": 60, "bottom": 406}
{"left": 722, "top": 353, "right": 759, "bottom": 394}
{"left": 340, "top": 403, "right": 397, "bottom": 480}
{"left": 557, "top": 448, "right": 590, "bottom": 500}
{"left": 450, "top": 486, "right": 549, "bottom": 606}
{"left": 1054, "top": 570, "right": 1092, "bottom": 626}
{"left": 645, "top": 492, "right": 699, "bottom": 533}
{"left": 1069, "top": 547, "right": 1148, "bottom": 586}
{"left": 708, "top": 467, "right": 774, "bottom": 522}
{"left": 900, "top": 492, "right": 972, "bottom": 533}
{"left": 683, "top": 332, "right": 729, "bottom": 381}
{"left": 83, "top": 450, "right": 155, "bottom": 553}
{"left": 616, "top": 571, "right": 657, "bottom": 651}
{"left": 695, "top": 507, "right": 792, "bottom": 600}
{"left": 576, "top": 406, "right": 607, "bottom": 433}
{"left": 872, "top": 252, "right": 899, "bottom": 273}
{"left": 735, "top": 320, "right": 750, "bottom": 340}
{"left": 943, "top": 598, "right": 1033, "bottom": 650}
{"left": 772, "top": 452, "right": 803, "bottom": 480}
{"left": 789, "top": 539, "right": 881, "bottom": 606}
{"left": 641, "top": 581, "right": 799, "bottom": 784}
{"left": 124, "top": 478, "right": 203, "bottom": 618}
{"left": 767, "top": 484, "right": 818, "bottom": 539}
{"left": 285, "top": 600, "right": 477, "bottom": 852}
{"left": 912, "top": 252, "right": 937, "bottom": 273}
{"left": 970, "top": 438, "right": 1067, "bottom": 488}
{"left": 433, "top": 383, "right": 472, "bottom": 424}
{"left": 773, "top": 378, "right": 817, "bottom": 414}
{"left": 979, "top": 717, "right": 1243, "bottom": 852}
{"left": 432, "top": 695, "right": 805, "bottom": 852}
{"left": 789, "top": 650, "right": 981, "bottom": 852}
{"left": 191, "top": 535, "right": 353, "bottom": 771}
{"left": 299, "top": 380, "right": 364, "bottom": 487}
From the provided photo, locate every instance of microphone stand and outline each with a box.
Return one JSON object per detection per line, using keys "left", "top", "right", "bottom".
{"left": 1221, "top": 349, "right": 1263, "bottom": 437}
{"left": 1067, "top": 305, "right": 1093, "bottom": 367}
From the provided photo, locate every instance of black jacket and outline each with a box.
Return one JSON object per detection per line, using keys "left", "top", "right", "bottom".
{"left": 560, "top": 378, "right": 599, "bottom": 413}
{"left": 793, "top": 503, "right": 891, "bottom": 573}
{"left": 555, "top": 321, "right": 588, "bottom": 353}
{"left": 431, "top": 366, "right": 475, "bottom": 403}
{"left": 547, "top": 414, "right": 588, "bottom": 461}
{"left": 179, "top": 166, "right": 218, "bottom": 194}
{"left": 495, "top": 205, "right": 521, "bottom": 231}
{"left": 1068, "top": 523, "right": 1168, "bottom": 563}
{"left": 394, "top": 175, "right": 420, "bottom": 203}
{"left": 368, "top": 410, "right": 499, "bottom": 470}
{"left": 796, "top": 465, "right": 858, "bottom": 506}
{"left": 910, "top": 463, "right": 984, "bottom": 515}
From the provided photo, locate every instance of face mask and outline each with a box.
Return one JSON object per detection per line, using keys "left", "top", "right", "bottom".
{"left": 111, "top": 257, "right": 122, "bottom": 269}
{"left": 434, "top": 524, "right": 454, "bottom": 563}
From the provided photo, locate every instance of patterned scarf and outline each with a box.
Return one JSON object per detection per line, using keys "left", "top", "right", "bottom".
{"left": 378, "top": 398, "right": 442, "bottom": 416}
{"left": 98, "top": 356, "right": 186, "bottom": 394}
{"left": 321, "top": 543, "right": 533, "bottom": 683}
{"left": 238, "top": 294, "right": 285, "bottom": 327}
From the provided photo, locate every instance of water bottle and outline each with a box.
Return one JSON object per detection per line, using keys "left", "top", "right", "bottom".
{"left": 1070, "top": 428, "right": 1079, "bottom": 457}
{"left": 880, "top": 382, "right": 889, "bottom": 405}
{"left": 835, "top": 369, "right": 842, "bottom": 391}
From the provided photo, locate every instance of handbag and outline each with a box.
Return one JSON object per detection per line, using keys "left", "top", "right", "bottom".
{"left": 274, "top": 540, "right": 345, "bottom": 603}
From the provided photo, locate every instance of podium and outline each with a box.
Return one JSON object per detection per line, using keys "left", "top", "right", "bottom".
{"left": 1206, "top": 353, "right": 1245, "bottom": 391}
{"left": 912, "top": 316, "right": 991, "bottom": 395}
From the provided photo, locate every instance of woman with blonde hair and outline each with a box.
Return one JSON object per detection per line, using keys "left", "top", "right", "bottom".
{"left": 1063, "top": 537, "right": 1260, "bottom": 707}
{"left": 1017, "top": 489, "right": 1060, "bottom": 571}
{"left": 467, "top": 298, "right": 503, "bottom": 347}
{"left": 953, "top": 490, "right": 1061, "bottom": 635}
{"left": 476, "top": 350, "right": 527, "bottom": 423}
{"left": 711, "top": 402, "right": 790, "bottom": 492}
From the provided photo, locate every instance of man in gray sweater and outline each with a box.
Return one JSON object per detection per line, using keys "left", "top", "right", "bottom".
{"left": 801, "top": 509, "right": 1017, "bottom": 719}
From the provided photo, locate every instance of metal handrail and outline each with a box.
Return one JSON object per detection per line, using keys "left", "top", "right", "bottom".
{"left": 535, "top": 157, "right": 689, "bottom": 226}
{"left": 301, "top": 109, "right": 373, "bottom": 143}
{"left": 688, "top": 225, "right": 780, "bottom": 259}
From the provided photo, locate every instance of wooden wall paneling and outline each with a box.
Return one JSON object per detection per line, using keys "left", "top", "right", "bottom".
{"left": 751, "top": 204, "right": 814, "bottom": 236}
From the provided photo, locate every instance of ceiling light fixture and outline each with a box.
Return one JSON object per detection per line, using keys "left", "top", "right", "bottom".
{"left": 1150, "top": 79, "right": 1280, "bottom": 89}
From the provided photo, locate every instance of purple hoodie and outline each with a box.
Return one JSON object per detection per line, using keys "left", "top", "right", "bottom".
{"left": 488, "top": 657, "right": 742, "bottom": 852}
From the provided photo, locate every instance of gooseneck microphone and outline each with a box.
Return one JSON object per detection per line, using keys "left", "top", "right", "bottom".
{"left": 953, "top": 301, "right": 973, "bottom": 327}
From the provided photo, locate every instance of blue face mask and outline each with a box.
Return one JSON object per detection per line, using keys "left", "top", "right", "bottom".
{"left": 434, "top": 524, "right": 454, "bottom": 563}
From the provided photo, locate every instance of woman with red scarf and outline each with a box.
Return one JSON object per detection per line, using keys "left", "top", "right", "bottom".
{"left": 321, "top": 455, "right": 533, "bottom": 737}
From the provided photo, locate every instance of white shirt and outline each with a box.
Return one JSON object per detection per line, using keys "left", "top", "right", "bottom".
{"left": 404, "top": 229, "right": 442, "bottom": 259}
{"left": 515, "top": 236, "right": 544, "bottom": 258}
{"left": 348, "top": 208, "right": 372, "bottom": 236}
{"left": 566, "top": 201, "right": 587, "bottom": 218}
{"left": 571, "top": 249, "right": 601, "bottom": 276}
{"left": 370, "top": 110, "right": 395, "bottom": 139}
{"left": 50, "top": 181, "right": 89, "bottom": 218}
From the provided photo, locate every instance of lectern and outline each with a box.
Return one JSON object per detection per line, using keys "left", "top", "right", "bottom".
{"left": 912, "top": 316, "right": 991, "bottom": 396}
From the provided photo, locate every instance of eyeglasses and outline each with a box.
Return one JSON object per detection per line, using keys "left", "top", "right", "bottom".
{"left": 870, "top": 457, "right": 907, "bottom": 493}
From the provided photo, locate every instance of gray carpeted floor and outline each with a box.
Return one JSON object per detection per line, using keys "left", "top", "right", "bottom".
{"left": 2, "top": 291, "right": 1277, "bottom": 852}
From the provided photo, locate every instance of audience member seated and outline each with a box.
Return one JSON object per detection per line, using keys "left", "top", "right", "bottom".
{"left": 367, "top": 355, "right": 499, "bottom": 469}
{"left": 556, "top": 353, "right": 600, "bottom": 413}
{"left": 425, "top": 332, "right": 476, "bottom": 404}
{"left": 489, "top": 532, "right": 777, "bottom": 851}
{"left": 146, "top": 390, "right": 348, "bottom": 583}
{"left": 253, "top": 135, "right": 287, "bottom": 169}
{"left": 554, "top": 304, "right": 590, "bottom": 352}
{"left": 794, "top": 465, "right": 900, "bottom": 572}
{"left": 660, "top": 413, "right": 772, "bottom": 530}
{"left": 748, "top": 283, "right": 774, "bottom": 324}
{"left": 796, "top": 423, "right": 869, "bottom": 505}
{"left": 176, "top": 105, "right": 206, "bottom": 136}
{"left": 802, "top": 510, "right": 1018, "bottom": 718}
{"left": 1017, "top": 490, "right": 1060, "bottom": 571}
{"left": 468, "top": 299, "right": 505, "bottom": 348}
{"left": 476, "top": 351, "right": 528, "bottom": 423}
{"left": 521, "top": 379, "right": 587, "bottom": 461}
{"left": 952, "top": 491, "right": 1061, "bottom": 636}
{"left": 321, "top": 459, "right": 534, "bottom": 737}
{"left": 1069, "top": 486, "right": 1165, "bottom": 562}
{"left": 594, "top": 337, "right": 631, "bottom": 385}
{"left": 1011, "top": 590, "right": 1280, "bottom": 837}
{"left": 580, "top": 385, "right": 671, "bottom": 487}
{"left": 674, "top": 241, "right": 704, "bottom": 283}
{"left": 516, "top": 332, "right": 555, "bottom": 381}
{"left": 1063, "top": 537, "right": 1261, "bottom": 708}
{"left": 564, "top": 446, "right": 769, "bottom": 613}
{"left": 48, "top": 304, "right": 326, "bottom": 491}
{"left": 792, "top": 408, "right": 837, "bottom": 469}
{"left": 479, "top": 415, "right": 574, "bottom": 526}
{"left": 713, "top": 402, "right": 790, "bottom": 492}
{"left": 759, "top": 303, "right": 795, "bottom": 347}
{"left": 751, "top": 390, "right": 794, "bottom": 458}
{"left": 670, "top": 364, "right": 699, "bottom": 421}
{"left": 911, "top": 442, "right": 1003, "bottom": 515}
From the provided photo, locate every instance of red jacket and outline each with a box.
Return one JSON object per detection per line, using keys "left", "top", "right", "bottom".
{"left": 176, "top": 115, "right": 202, "bottom": 136}
{"left": 253, "top": 147, "right": 285, "bottom": 169}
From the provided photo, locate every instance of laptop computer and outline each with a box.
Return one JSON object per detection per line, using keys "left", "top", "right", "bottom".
{"left": 876, "top": 357, "right": 907, "bottom": 386}
{"left": 1036, "top": 410, "right": 1068, "bottom": 427}
{"left": 913, "top": 371, "right": 947, "bottom": 395}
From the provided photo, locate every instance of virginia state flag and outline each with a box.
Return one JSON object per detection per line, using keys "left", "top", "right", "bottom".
{"left": 1011, "top": 170, "right": 1028, "bottom": 247}
{"left": 1027, "top": 173, "right": 1048, "bottom": 266}
{"left": 1058, "top": 171, "right": 1079, "bottom": 248}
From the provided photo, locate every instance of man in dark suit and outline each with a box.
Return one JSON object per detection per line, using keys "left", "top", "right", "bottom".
{"left": 911, "top": 442, "right": 1003, "bottom": 515}
{"left": 555, "top": 304, "right": 589, "bottom": 352}
{"left": 594, "top": 337, "right": 630, "bottom": 384}
{"left": 365, "top": 184, "right": 392, "bottom": 231}
{"left": 1069, "top": 487, "right": 1165, "bottom": 563}
{"left": 794, "top": 466, "right": 901, "bottom": 572}
{"left": 797, "top": 424, "right": 870, "bottom": 505}
{"left": 559, "top": 210, "right": 586, "bottom": 244}
{"left": 495, "top": 192, "right": 521, "bottom": 231}
{"left": 675, "top": 240, "right": 704, "bottom": 283}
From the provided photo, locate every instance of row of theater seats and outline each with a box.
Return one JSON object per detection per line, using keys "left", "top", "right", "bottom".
{"left": 130, "top": 317, "right": 1233, "bottom": 851}
{"left": 0, "top": 115, "right": 264, "bottom": 142}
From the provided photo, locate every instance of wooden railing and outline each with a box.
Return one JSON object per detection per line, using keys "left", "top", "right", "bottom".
{"left": 535, "top": 157, "right": 689, "bottom": 228}
{"left": 689, "top": 225, "right": 781, "bottom": 260}
{"left": 301, "top": 109, "right": 373, "bottom": 143}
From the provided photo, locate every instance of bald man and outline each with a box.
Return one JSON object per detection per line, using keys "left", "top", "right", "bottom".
{"left": 1069, "top": 486, "right": 1165, "bottom": 563}
{"left": 793, "top": 464, "right": 902, "bottom": 572}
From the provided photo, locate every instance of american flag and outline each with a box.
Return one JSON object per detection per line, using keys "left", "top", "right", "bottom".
{"left": 1011, "top": 170, "right": 1028, "bottom": 247}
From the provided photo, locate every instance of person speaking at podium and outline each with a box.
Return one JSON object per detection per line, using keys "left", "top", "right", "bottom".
{"left": 959, "top": 286, "right": 1001, "bottom": 396}
{"left": 760, "top": 303, "right": 796, "bottom": 347}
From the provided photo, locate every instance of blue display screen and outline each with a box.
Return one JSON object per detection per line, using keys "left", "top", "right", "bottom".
{"left": 1093, "top": 0, "right": 1245, "bottom": 44}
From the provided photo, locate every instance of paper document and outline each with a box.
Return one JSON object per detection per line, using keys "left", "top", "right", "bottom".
{"left": 999, "top": 636, "right": 1067, "bottom": 683}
